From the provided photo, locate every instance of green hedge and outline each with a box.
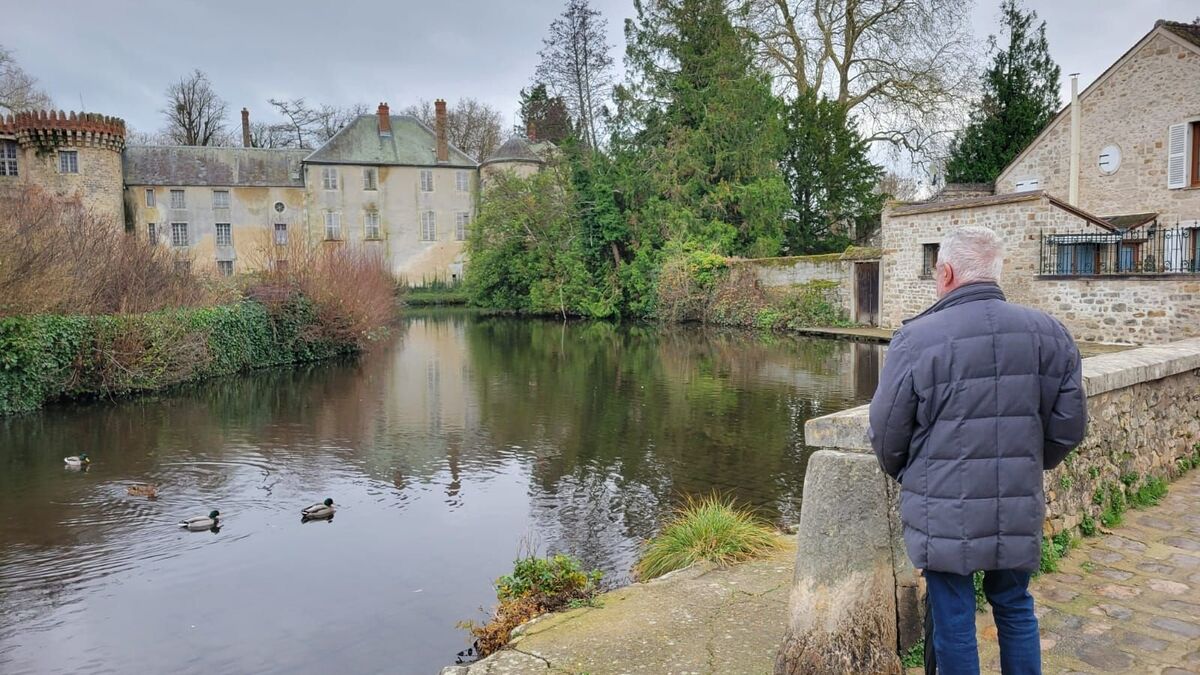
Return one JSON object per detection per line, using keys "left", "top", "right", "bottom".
{"left": 0, "top": 297, "right": 353, "bottom": 416}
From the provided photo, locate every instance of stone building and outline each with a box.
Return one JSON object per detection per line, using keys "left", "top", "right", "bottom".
{"left": 2, "top": 99, "right": 552, "bottom": 283}
{"left": 882, "top": 20, "right": 1200, "bottom": 344}
{"left": 0, "top": 110, "right": 126, "bottom": 225}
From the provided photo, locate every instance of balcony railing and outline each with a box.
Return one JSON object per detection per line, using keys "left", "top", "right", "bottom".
{"left": 1038, "top": 225, "right": 1200, "bottom": 276}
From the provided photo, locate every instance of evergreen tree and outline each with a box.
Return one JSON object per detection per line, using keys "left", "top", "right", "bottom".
{"left": 782, "top": 91, "right": 884, "bottom": 254}
{"left": 518, "top": 84, "right": 574, "bottom": 143}
{"left": 945, "top": 0, "right": 1061, "bottom": 183}
{"left": 616, "top": 0, "right": 790, "bottom": 259}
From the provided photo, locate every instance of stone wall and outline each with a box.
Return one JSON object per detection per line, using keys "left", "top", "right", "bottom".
{"left": 996, "top": 30, "right": 1200, "bottom": 223}
{"left": 729, "top": 251, "right": 880, "bottom": 322}
{"left": 881, "top": 194, "right": 1200, "bottom": 344}
{"left": 779, "top": 337, "right": 1200, "bottom": 670}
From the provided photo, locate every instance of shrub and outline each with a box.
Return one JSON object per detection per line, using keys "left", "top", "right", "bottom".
{"left": 634, "top": 495, "right": 781, "bottom": 581}
{"left": 463, "top": 553, "right": 602, "bottom": 658}
{"left": 1038, "top": 532, "right": 1072, "bottom": 575}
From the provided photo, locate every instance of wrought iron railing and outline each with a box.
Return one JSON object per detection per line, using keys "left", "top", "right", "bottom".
{"left": 1038, "top": 224, "right": 1200, "bottom": 276}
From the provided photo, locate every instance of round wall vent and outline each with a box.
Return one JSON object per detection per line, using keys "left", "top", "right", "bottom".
{"left": 1098, "top": 145, "right": 1121, "bottom": 175}
{"left": 274, "top": 201, "right": 286, "bottom": 213}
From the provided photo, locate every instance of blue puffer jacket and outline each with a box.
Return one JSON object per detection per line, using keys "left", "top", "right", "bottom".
{"left": 868, "top": 282, "right": 1087, "bottom": 575}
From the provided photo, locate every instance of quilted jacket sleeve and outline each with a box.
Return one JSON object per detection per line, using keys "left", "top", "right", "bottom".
{"left": 869, "top": 332, "right": 918, "bottom": 482}
{"left": 1044, "top": 339, "right": 1087, "bottom": 470}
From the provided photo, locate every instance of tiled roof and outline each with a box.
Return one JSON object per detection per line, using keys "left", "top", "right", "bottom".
{"left": 481, "top": 136, "right": 544, "bottom": 166}
{"left": 1159, "top": 20, "right": 1200, "bottom": 49}
{"left": 1102, "top": 212, "right": 1158, "bottom": 231}
{"left": 304, "top": 115, "right": 475, "bottom": 167}
{"left": 123, "top": 146, "right": 308, "bottom": 187}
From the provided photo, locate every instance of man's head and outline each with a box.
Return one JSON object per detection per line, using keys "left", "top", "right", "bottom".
{"left": 935, "top": 226, "right": 1004, "bottom": 298}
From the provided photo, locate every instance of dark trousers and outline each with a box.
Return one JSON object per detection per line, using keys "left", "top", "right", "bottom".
{"left": 923, "top": 569, "right": 1041, "bottom": 675}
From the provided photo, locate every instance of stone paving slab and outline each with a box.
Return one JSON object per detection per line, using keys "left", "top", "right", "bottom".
{"left": 444, "top": 537, "right": 796, "bottom": 675}
{"left": 976, "top": 470, "right": 1200, "bottom": 674}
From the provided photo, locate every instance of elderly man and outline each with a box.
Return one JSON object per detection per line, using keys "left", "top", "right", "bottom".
{"left": 869, "top": 226, "right": 1087, "bottom": 674}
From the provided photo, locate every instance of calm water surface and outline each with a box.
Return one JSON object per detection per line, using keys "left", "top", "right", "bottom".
{"left": 0, "top": 310, "right": 880, "bottom": 674}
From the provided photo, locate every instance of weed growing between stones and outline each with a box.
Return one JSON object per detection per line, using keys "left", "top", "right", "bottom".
{"left": 634, "top": 494, "right": 781, "bottom": 580}
{"left": 459, "top": 553, "right": 602, "bottom": 658}
{"left": 973, "top": 571, "right": 987, "bottom": 611}
{"left": 1038, "top": 532, "right": 1073, "bottom": 575}
{"left": 900, "top": 639, "right": 925, "bottom": 668}
{"left": 1080, "top": 515, "right": 1098, "bottom": 537}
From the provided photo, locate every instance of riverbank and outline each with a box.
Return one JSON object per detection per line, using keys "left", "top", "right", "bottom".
{"left": 446, "top": 535, "right": 797, "bottom": 675}
{"left": 0, "top": 296, "right": 368, "bottom": 415}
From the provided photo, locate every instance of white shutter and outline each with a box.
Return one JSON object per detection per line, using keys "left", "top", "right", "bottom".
{"left": 1167, "top": 123, "right": 1187, "bottom": 189}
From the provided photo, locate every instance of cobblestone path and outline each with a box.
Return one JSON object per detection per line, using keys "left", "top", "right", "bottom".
{"left": 977, "top": 470, "right": 1200, "bottom": 674}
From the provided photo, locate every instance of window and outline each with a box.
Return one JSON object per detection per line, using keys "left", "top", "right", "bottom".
{"left": 0, "top": 140, "right": 16, "bottom": 176}
{"left": 365, "top": 211, "right": 381, "bottom": 239}
{"left": 171, "top": 222, "right": 189, "bottom": 248}
{"left": 212, "top": 190, "right": 230, "bottom": 209}
{"left": 421, "top": 211, "right": 436, "bottom": 240}
{"left": 145, "top": 188, "right": 155, "bottom": 207}
{"left": 455, "top": 212, "right": 470, "bottom": 241}
{"left": 1167, "top": 121, "right": 1200, "bottom": 189}
{"left": 456, "top": 170, "right": 469, "bottom": 192}
{"left": 324, "top": 211, "right": 342, "bottom": 240}
{"left": 147, "top": 223, "right": 157, "bottom": 243}
{"left": 215, "top": 223, "right": 232, "bottom": 246}
{"left": 1055, "top": 244, "right": 1098, "bottom": 275}
{"left": 217, "top": 260, "right": 234, "bottom": 277}
{"left": 170, "top": 189, "right": 186, "bottom": 209}
{"left": 363, "top": 167, "right": 378, "bottom": 191}
{"left": 58, "top": 150, "right": 78, "bottom": 174}
{"left": 921, "top": 243, "right": 940, "bottom": 279}
{"left": 274, "top": 223, "right": 288, "bottom": 246}
{"left": 1117, "top": 243, "right": 1142, "bottom": 273}
{"left": 322, "top": 167, "right": 339, "bottom": 190}
{"left": 420, "top": 169, "right": 433, "bottom": 192}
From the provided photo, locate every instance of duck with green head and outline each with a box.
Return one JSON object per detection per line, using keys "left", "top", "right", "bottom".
{"left": 64, "top": 452, "right": 90, "bottom": 468}
{"left": 179, "top": 510, "right": 220, "bottom": 531}
{"left": 301, "top": 498, "right": 335, "bottom": 520}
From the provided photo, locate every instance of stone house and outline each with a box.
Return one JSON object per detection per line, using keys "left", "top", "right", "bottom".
{"left": 882, "top": 20, "right": 1200, "bottom": 344}
{"left": 2, "top": 100, "right": 546, "bottom": 282}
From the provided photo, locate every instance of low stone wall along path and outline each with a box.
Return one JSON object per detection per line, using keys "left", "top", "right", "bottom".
{"left": 977, "top": 469, "right": 1200, "bottom": 674}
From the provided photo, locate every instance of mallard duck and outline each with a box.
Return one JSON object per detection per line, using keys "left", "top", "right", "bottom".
{"left": 128, "top": 484, "right": 158, "bottom": 500}
{"left": 301, "top": 498, "right": 335, "bottom": 520}
{"left": 64, "top": 452, "right": 90, "bottom": 468}
{"left": 179, "top": 510, "right": 220, "bottom": 531}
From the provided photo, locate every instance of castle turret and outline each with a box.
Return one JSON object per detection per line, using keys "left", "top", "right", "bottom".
{"left": 0, "top": 110, "right": 127, "bottom": 226}
{"left": 479, "top": 135, "right": 545, "bottom": 188}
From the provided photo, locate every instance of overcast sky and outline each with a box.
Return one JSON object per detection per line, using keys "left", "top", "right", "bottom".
{"left": 4, "top": 0, "right": 1197, "bottom": 136}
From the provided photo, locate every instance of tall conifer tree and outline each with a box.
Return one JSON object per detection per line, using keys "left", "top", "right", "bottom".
{"left": 945, "top": 0, "right": 1061, "bottom": 183}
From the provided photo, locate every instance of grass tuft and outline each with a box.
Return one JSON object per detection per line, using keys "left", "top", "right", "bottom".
{"left": 634, "top": 494, "right": 781, "bottom": 581}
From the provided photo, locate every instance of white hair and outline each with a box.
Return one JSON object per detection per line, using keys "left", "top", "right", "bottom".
{"left": 937, "top": 226, "right": 1004, "bottom": 283}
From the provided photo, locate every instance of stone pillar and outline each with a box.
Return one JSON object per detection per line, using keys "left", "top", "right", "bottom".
{"left": 775, "top": 406, "right": 920, "bottom": 675}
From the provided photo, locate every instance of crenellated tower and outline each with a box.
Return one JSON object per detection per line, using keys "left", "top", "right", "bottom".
{"left": 0, "top": 110, "right": 127, "bottom": 226}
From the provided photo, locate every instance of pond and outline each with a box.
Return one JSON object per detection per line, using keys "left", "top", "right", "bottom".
{"left": 0, "top": 310, "right": 881, "bottom": 674}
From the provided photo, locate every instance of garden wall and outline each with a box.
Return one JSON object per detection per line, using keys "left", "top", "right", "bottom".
{"left": 728, "top": 249, "right": 879, "bottom": 319}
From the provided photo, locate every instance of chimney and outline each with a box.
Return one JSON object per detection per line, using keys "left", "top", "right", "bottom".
{"left": 434, "top": 98, "right": 448, "bottom": 162}
{"left": 377, "top": 102, "right": 392, "bottom": 137}
{"left": 526, "top": 120, "right": 537, "bottom": 143}
{"left": 241, "top": 108, "right": 251, "bottom": 148}
{"left": 1068, "top": 74, "right": 1080, "bottom": 205}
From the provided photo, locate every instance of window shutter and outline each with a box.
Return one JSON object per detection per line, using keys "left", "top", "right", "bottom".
{"left": 1167, "top": 123, "right": 1187, "bottom": 189}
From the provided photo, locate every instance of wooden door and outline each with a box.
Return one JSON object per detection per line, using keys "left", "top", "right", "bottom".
{"left": 855, "top": 262, "right": 879, "bottom": 326}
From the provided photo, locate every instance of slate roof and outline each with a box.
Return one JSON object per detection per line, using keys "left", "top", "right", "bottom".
{"left": 303, "top": 115, "right": 476, "bottom": 167}
{"left": 1102, "top": 212, "right": 1158, "bottom": 231}
{"left": 1159, "top": 20, "right": 1200, "bottom": 49}
{"left": 124, "top": 146, "right": 308, "bottom": 187}
{"left": 481, "top": 136, "right": 544, "bottom": 166}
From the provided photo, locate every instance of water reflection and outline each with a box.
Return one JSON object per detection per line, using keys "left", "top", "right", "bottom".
{"left": 0, "top": 310, "right": 880, "bottom": 674}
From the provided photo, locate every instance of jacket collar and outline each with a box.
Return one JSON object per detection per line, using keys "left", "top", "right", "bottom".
{"left": 902, "top": 282, "right": 1006, "bottom": 325}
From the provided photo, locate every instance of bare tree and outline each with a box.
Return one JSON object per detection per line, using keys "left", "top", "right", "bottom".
{"left": 125, "top": 126, "right": 168, "bottom": 146}
{"left": 535, "top": 0, "right": 615, "bottom": 148}
{"left": 267, "top": 98, "right": 368, "bottom": 148}
{"left": 401, "top": 98, "right": 503, "bottom": 162}
{"left": 0, "top": 45, "right": 52, "bottom": 114}
{"left": 745, "top": 0, "right": 977, "bottom": 162}
{"left": 161, "top": 69, "right": 230, "bottom": 146}
{"left": 248, "top": 121, "right": 298, "bottom": 148}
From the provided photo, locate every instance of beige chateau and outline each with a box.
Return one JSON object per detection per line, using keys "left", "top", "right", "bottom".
{"left": 881, "top": 19, "right": 1200, "bottom": 344}
{"left": 1, "top": 100, "right": 546, "bottom": 282}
